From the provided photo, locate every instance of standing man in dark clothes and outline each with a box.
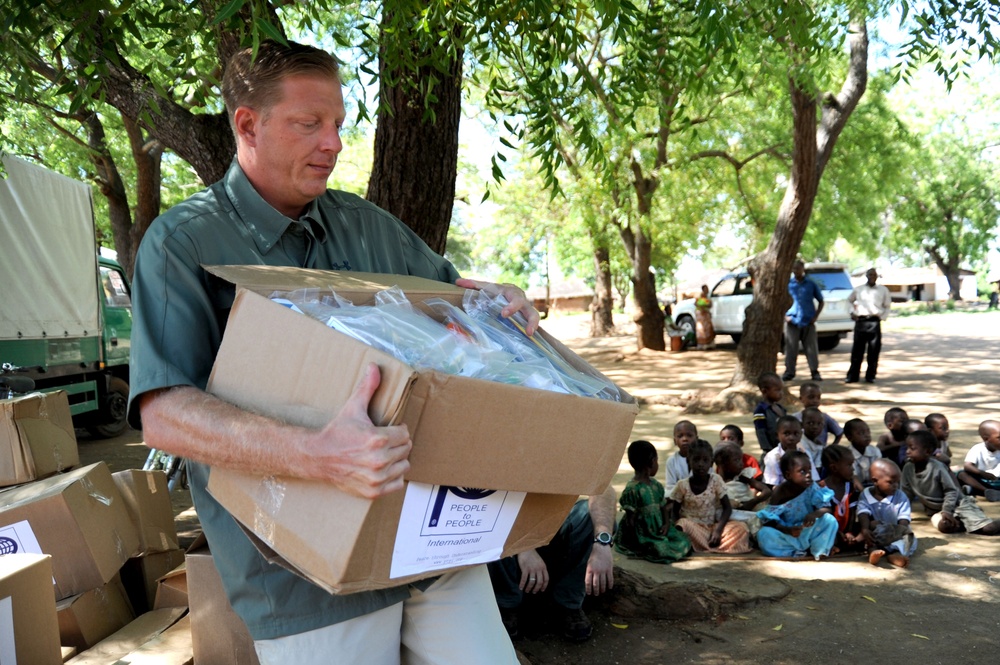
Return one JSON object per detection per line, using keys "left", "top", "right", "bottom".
{"left": 846, "top": 268, "right": 892, "bottom": 384}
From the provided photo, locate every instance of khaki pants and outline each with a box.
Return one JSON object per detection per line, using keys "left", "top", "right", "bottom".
{"left": 253, "top": 565, "right": 517, "bottom": 665}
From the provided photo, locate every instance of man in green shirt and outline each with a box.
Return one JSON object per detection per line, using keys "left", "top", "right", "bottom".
{"left": 128, "top": 40, "right": 537, "bottom": 663}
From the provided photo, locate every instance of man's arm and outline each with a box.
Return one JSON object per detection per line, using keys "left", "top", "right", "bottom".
{"left": 585, "top": 485, "right": 616, "bottom": 596}
{"left": 139, "top": 363, "right": 412, "bottom": 499}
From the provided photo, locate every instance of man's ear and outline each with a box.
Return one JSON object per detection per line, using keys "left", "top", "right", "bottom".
{"left": 233, "top": 107, "right": 258, "bottom": 146}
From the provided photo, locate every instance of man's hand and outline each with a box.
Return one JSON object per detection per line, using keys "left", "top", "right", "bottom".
{"left": 455, "top": 278, "right": 540, "bottom": 336}
{"left": 302, "top": 363, "right": 412, "bottom": 499}
{"left": 585, "top": 542, "right": 614, "bottom": 596}
{"left": 517, "top": 549, "right": 549, "bottom": 594}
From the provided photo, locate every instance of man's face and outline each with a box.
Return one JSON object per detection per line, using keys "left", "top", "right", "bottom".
{"left": 793, "top": 262, "right": 806, "bottom": 280}
{"left": 237, "top": 74, "right": 346, "bottom": 218}
{"left": 866, "top": 269, "right": 878, "bottom": 286}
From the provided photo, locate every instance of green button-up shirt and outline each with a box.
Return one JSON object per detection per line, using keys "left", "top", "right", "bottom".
{"left": 128, "top": 159, "right": 459, "bottom": 640}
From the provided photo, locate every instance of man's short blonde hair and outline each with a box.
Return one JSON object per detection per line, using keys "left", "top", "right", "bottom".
{"left": 222, "top": 40, "right": 340, "bottom": 131}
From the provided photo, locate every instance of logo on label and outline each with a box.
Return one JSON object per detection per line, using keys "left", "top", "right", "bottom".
{"left": 427, "top": 487, "right": 495, "bottom": 527}
{"left": 0, "top": 537, "right": 18, "bottom": 555}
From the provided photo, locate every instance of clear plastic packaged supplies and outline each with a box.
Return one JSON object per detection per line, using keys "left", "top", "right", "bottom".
{"left": 270, "top": 286, "right": 621, "bottom": 401}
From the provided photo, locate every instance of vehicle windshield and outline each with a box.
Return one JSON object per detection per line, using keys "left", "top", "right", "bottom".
{"left": 807, "top": 269, "right": 853, "bottom": 291}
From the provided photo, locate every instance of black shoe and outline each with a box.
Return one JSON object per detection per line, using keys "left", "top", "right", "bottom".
{"left": 560, "top": 606, "right": 593, "bottom": 642}
{"left": 499, "top": 607, "right": 520, "bottom": 639}
{"left": 865, "top": 377, "right": 875, "bottom": 383}
{"left": 781, "top": 373, "right": 794, "bottom": 381}
{"left": 845, "top": 377, "right": 858, "bottom": 384}
{"left": 811, "top": 373, "right": 823, "bottom": 381}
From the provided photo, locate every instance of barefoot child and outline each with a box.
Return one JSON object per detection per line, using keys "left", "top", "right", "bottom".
{"left": 858, "top": 459, "right": 916, "bottom": 567}
{"left": 820, "top": 444, "right": 863, "bottom": 551}
{"left": 902, "top": 430, "right": 1000, "bottom": 536}
{"left": 756, "top": 450, "right": 839, "bottom": 560}
{"left": 958, "top": 420, "right": 1000, "bottom": 502}
{"left": 669, "top": 440, "right": 751, "bottom": 553}
{"left": 616, "top": 440, "right": 692, "bottom": 563}
{"left": 720, "top": 424, "right": 762, "bottom": 479}
{"left": 664, "top": 421, "right": 698, "bottom": 494}
{"left": 714, "top": 442, "right": 771, "bottom": 520}
{"left": 794, "top": 381, "right": 843, "bottom": 446}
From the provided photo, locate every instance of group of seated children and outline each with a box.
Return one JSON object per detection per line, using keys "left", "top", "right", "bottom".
{"left": 615, "top": 371, "right": 1000, "bottom": 569}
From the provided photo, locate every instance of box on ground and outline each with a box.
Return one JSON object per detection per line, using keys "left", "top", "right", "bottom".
{"left": 204, "top": 266, "right": 638, "bottom": 594}
{"left": 186, "top": 534, "right": 260, "bottom": 665}
{"left": 112, "top": 469, "right": 179, "bottom": 556}
{"left": 65, "top": 607, "right": 187, "bottom": 665}
{"left": 0, "top": 390, "right": 79, "bottom": 487}
{"left": 56, "top": 574, "right": 135, "bottom": 651}
{"left": 153, "top": 562, "right": 188, "bottom": 610}
{"left": 0, "top": 462, "right": 139, "bottom": 599}
{"left": 120, "top": 548, "right": 186, "bottom": 614}
{"left": 0, "top": 553, "right": 62, "bottom": 665}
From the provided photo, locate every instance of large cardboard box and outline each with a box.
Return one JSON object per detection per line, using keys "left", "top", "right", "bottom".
{"left": 0, "top": 553, "right": 62, "bottom": 665}
{"left": 0, "top": 462, "right": 140, "bottom": 599}
{"left": 186, "top": 536, "right": 260, "bottom": 665}
{"left": 120, "top": 548, "right": 186, "bottom": 614}
{"left": 153, "top": 562, "right": 188, "bottom": 610}
{"left": 64, "top": 607, "right": 187, "bottom": 665}
{"left": 112, "top": 469, "right": 179, "bottom": 556}
{"left": 204, "top": 266, "right": 638, "bottom": 594}
{"left": 0, "top": 391, "right": 79, "bottom": 487}
{"left": 56, "top": 574, "right": 135, "bottom": 651}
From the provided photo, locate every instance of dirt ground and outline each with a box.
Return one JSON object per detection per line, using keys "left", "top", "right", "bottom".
{"left": 78, "top": 305, "right": 1000, "bottom": 664}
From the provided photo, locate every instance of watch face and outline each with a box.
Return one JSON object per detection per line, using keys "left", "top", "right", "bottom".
{"left": 595, "top": 531, "right": 613, "bottom": 545}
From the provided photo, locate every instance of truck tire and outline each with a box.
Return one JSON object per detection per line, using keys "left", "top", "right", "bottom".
{"left": 87, "top": 377, "right": 130, "bottom": 439}
{"left": 818, "top": 336, "right": 841, "bottom": 351}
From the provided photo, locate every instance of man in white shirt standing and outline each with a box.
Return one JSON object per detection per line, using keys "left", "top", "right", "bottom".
{"left": 846, "top": 268, "right": 893, "bottom": 384}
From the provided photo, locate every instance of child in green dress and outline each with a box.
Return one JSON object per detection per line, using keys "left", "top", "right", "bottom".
{"left": 615, "top": 440, "right": 692, "bottom": 563}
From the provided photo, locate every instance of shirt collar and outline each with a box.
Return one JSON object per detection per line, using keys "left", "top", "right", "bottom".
{"left": 223, "top": 159, "right": 327, "bottom": 254}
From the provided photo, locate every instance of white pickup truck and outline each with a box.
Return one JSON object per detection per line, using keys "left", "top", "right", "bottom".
{"left": 672, "top": 262, "right": 855, "bottom": 350}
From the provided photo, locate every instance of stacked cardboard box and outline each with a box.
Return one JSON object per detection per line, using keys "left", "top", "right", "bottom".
{"left": 0, "top": 390, "right": 79, "bottom": 487}
{"left": 0, "top": 553, "right": 62, "bottom": 664}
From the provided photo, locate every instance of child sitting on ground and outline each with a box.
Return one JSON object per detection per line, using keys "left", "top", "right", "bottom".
{"left": 664, "top": 420, "right": 698, "bottom": 494}
{"left": 958, "top": 420, "right": 1000, "bottom": 502}
{"left": 719, "top": 424, "right": 762, "bottom": 479}
{"left": 753, "top": 372, "right": 787, "bottom": 462}
{"left": 669, "top": 440, "right": 751, "bottom": 553}
{"left": 902, "top": 430, "right": 1000, "bottom": 536}
{"left": 798, "top": 407, "right": 827, "bottom": 480}
{"left": 844, "top": 418, "right": 882, "bottom": 489}
{"left": 714, "top": 441, "right": 772, "bottom": 520}
{"left": 763, "top": 416, "right": 818, "bottom": 486}
{"left": 877, "top": 407, "right": 908, "bottom": 465}
{"left": 794, "top": 381, "right": 843, "bottom": 446}
{"left": 858, "top": 459, "right": 916, "bottom": 568}
{"left": 923, "top": 413, "right": 952, "bottom": 465}
{"left": 756, "top": 450, "right": 839, "bottom": 560}
{"left": 820, "top": 444, "right": 863, "bottom": 552}
{"left": 616, "top": 440, "right": 692, "bottom": 563}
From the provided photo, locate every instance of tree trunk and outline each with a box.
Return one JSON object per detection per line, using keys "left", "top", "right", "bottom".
{"left": 926, "top": 245, "right": 963, "bottom": 300}
{"left": 590, "top": 242, "right": 615, "bottom": 337}
{"left": 721, "top": 19, "right": 869, "bottom": 401}
{"left": 619, "top": 222, "right": 665, "bottom": 351}
{"left": 121, "top": 115, "right": 163, "bottom": 280}
{"left": 366, "top": 9, "right": 463, "bottom": 255}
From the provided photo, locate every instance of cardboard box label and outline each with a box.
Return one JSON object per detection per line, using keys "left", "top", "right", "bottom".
{"left": 390, "top": 484, "right": 525, "bottom": 579}
{"left": 0, "top": 595, "right": 13, "bottom": 664}
{"left": 0, "top": 520, "right": 43, "bottom": 555}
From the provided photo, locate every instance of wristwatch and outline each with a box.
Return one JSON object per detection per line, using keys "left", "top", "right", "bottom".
{"left": 594, "top": 531, "right": 613, "bottom": 547}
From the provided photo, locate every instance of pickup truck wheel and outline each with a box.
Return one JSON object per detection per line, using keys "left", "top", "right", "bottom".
{"left": 87, "top": 377, "right": 130, "bottom": 439}
{"left": 818, "top": 336, "right": 841, "bottom": 351}
{"left": 676, "top": 315, "right": 696, "bottom": 348}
